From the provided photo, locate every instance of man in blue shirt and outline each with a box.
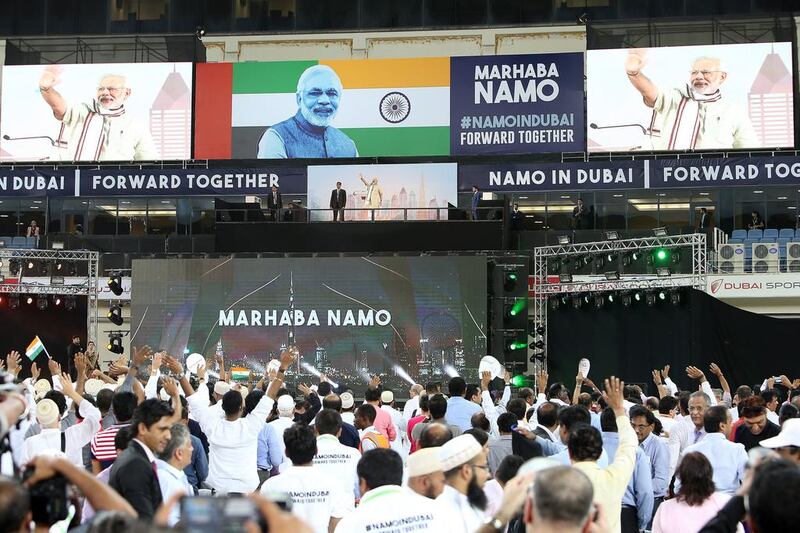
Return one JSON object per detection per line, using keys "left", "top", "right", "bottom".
{"left": 445, "top": 377, "right": 482, "bottom": 432}
{"left": 629, "top": 404, "right": 669, "bottom": 524}
{"left": 258, "top": 65, "right": 358, "bottom": 159}
{"left": 601, "top": 408, "right": 654, "bottom": 533}
{"left": 256, "top": 421, "right": 284, "bottom": 487}
{"left": 680, "top": 405, "right": 747, "bottom": 495}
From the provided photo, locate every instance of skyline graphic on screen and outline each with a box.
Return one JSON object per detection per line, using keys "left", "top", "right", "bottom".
{"left": 131, "top": 256, "right": 487, "bottom": 392}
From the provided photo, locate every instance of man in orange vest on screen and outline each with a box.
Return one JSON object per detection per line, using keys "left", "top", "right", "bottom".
{"left": 354, "top": 404, "right": 389, "bottom": 452}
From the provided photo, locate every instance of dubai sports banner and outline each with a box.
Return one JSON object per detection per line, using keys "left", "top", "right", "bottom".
{"left": 194, "top": 53, "right": 584, "bottom": 159}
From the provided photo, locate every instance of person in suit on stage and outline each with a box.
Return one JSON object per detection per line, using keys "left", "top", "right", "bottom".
{"left": 330, "top": 181, "right": 347, "bottom": 221}
{"left": 109, "top": 398, "right": 175, "bottom": 520}
{"left": 572, "top": 198, "right": 587, "bottom": 230}
{"left": 696, "top": 207, "right": 712, "bottom": 232}
{"left": 266, "top": 185, "right": 283, "bottom": 221}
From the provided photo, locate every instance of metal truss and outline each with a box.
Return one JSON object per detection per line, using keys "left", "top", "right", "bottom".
{"left": 0, "top": 248, "right": 99, "bottom": 344}
{"left": 530, "top": 233, "right": 707, "bottom": 386}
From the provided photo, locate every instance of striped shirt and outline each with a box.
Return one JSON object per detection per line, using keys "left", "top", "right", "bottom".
{"left": 90, "top": 423, "right": 129, "bottom": 465}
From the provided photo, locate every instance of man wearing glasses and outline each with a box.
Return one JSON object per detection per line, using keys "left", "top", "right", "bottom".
{"left": 624, "top": 50, "right": 757, "bottom": 150}
{"left": 38, "top": 65, "right": 157, "bottom": 161}
{"left": 435, "top": 434, "right": 491, "bottom": 533}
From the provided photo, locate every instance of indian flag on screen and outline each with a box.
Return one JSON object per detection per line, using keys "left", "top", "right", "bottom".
{"left": 230, "top": 367, "right": 250, "bottom": 381}
{"left": 25, "top": 336, "right": 48, "bottom": 361}
{"left": 230, "top": 58, "right": 451, "bottom": 157}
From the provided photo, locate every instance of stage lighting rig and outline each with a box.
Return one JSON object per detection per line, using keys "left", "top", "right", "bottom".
{"left": 36, "top": 295, "right": 48, "bottom": 310}
{"left": 107, "top": 274, "right": 123, "bottom": 296}
{"left": 107, "top": 304, "right": 123, "bottom": 326}
{"left": 107, "top": 333, "right": 125, "bottom": 354}
{"left": 65, "top": 296, "right": 77, "bottom": 311}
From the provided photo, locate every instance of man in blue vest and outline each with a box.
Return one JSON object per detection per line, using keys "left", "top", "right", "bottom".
{"left": 258, "top": 65, "right": 358, "bottom": 159}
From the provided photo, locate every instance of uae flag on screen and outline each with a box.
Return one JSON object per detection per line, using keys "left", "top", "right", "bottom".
{"left": 25, "top": 336, "right": 48, "bottom": 361}
{"left": 195, "top": 58, "right": 450, "bottom": 159}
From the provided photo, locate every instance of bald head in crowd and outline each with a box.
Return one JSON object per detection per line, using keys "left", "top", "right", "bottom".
{"left": 418, "top": 423, "right": 453, "bottom": 449}
{"left": 524, "top": 466, "right": 595, "bottom": 533}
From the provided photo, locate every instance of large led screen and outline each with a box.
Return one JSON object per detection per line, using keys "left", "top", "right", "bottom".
{"left": 131, "top": 257, "right": 487, "bottom": 393}
{"left": 0, "top": 62, "right": 193, "bottom": 162}
{"left": 587, "top": 42, "right": 794, "bottom": 152}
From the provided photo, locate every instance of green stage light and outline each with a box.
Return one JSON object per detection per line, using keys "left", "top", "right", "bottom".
{"left": 508, "top": 341, "right": 527, "bottom": 351}
{"left": 654, "top": 248, "right": 670, "bottom": 263}
{"left": 511, "top": 374, "right": 526, "bottom": 387}
{"left": 508, "top": 298, "right": 527, "bottom": 317}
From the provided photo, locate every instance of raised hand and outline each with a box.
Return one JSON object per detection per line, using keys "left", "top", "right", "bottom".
{"left": 368, "top": 374, "right": 381, "bottom": 390}
{"left": 504, "top": 370, "right": 512, "bottom": 385}
{"left": 47, "top": 358, "right": 62, "bottom": 377}
{"left": 60, "top": 372, "right": 75, "bottom": 396}
{"left": 298, "top": 382, "right": 312, "bottom": 396}
{"left": 278, "top": 348, "right": 295, "bottom": 371}
{"left": 536, "top": 369, "right": 548, "bottom": 392}
{"left": 603, "top": 376, "right": 625, "bottom": 416}
{"left": 652, "top": 369, "right": 663, "bottom": 386}
{"left": 480, "top": 370, "right": 491, "bottom": 391}
{"left": 152, "top": 351, "right": 164, "bottom": 373}
{"left": 268, "top": 367, "right": 277, "bottom": 382}
{"left": 576, "top": 371, "right": 585, "bottom": 385}
{"left": 74, "top": 353, "right": 87, "bottom": 377}
{"left": 30, "top": 362, "right": 41, "bottom": 382}
{"left": 197, "top": 362, "right": 207, "bottom": 382}
{"left": 131, "top": 345, "right": 153, "bottom": 369}
{"left": 38, "top": 65, "right": 63, "bottom": 90}
{"left": 163, "top": 354, "right": 183, "bottom": 375}
{"left": 661, "top": 364, "right": 670, "bottom": 380}
{"left": 709, "top": 363, "right": 724, "bottom": 377}
{"left": 686, "top": 366, "right": 706, "bottom": 382}
{"left": 161, "top": 376, "right": 179, "bottom": 398}
{"left": 6, "top": 351, "right": 21, "bottom": 375}
{"left": 624, "top": 49, "right": 648, "bottom": 74}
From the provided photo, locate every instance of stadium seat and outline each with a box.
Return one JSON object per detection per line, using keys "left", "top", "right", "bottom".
{"left": 793, "top": 237, "right": 800, "bottom": 243}
{"left": 747, "top": 229, "right": 763, "bottom": 239}
{"left": 763, "top": 229, "right": 778, "bottom": 240}
{"left": 25, "top": 236, "right": 37, "bottom": 248}
{"left": 779, "top": 228, "right": 795, "bottom": 239}
{"left": 796, "top": 229, "right": 800, "bottom": 238}
{"left": 731, "top": 230, "right": 747, "bottom": 240}
{"left": 778, "top": 238, "right": 791, "bottom": 259}
{"left": 727, "top": 238, "right": 743, "bottom": 244}
{"left": 0, "top": 236, "right": 11, "bottom": 248}
{"left": 11, "top": 236, "right": 26, "bottom": 248}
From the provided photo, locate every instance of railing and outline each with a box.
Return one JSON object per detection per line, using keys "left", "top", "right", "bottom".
{"left": 215, "top": 205, "right": 503, "bottom": 223}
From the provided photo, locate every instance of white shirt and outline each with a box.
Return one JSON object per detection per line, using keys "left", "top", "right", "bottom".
{"left": 435, "top": 484, "right": 487, "bottom": 533}
{"left": 668, "top": 419, "right": 706, "bottom": 477}
{"left": 766, "top": 409, "right": 780, "bottom": 426}
{"left": 381, "top": 405, "right": 407, "bottom": 458}
{"left": 155, "top": 459, "right": 193, "bottom": 526}
{"left": 262, "top": 465, "right": 348, "bottom": 533}
{"left": 341, "top": 411, "right": 355, "bottom": 426}
{"left": 187, "top": 384, "right": 274, "bottom": 493}
{"left": 314, "top": 434, "right": 361, "bottom": 508}
{"left": 680, "top": 433, "right": 747, "bottom": 495}
{"left": 334, "top": 485, "right": 450, "bottom": 533}
{"left": 656, "top": 415, "right": 676, "bottom": 437}
{"left": 21, "top": 399, "right": 101, "bottom": 467}
{"left": 59, "top": 103, "right": 158, "bottom": 161}
{"left": 402, "top": 396, "right": 420, "bottom": 428}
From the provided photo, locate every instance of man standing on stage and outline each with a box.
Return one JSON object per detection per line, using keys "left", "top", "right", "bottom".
{"left": 624, "top": 50, "right": 757, "bottom": 150}
{"left": 330, "top": 181, "right": 347, "bottom": 221}
{"left": 65, "top": 334, "right": 83, "bottom": 381}
{"left": 572, "top": 198, "right": 587, "bottom": 230}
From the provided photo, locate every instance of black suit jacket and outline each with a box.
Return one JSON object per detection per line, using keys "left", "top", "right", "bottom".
{"left": 532, "top": 426, "right": 553, "bottom": 441}
{"left": 109, "top": 440, "right": 163, "bottom": 520}
{"left": 267, "top": 192, "right": 283, "bottom": 209}
{"left": 330, "top": 189, "right": 347, "bottom": 209}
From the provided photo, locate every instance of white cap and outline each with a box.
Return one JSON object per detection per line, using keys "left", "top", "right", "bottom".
{"left": 381, "top": 391, "right": 394, "bottom": 404}
{"left": 36, "top": 399, "right": 60, "bottom": 427}
{"left": 439, "top": 434, "right": 482, "bottom": 472}
{"left": 760, "top": 418, "right": 800, "bottom": 449}
{"left": 277, "top": 395, "right": 295, "bottom": 413}
{"left": 84, "top": 378, "right": 104, "bottom": 397}
{"left": 517, "top": 456, "right": 562, "bottom": 478}
{"left": 214, "top": 381, "right": 231, "bottom": 396}
{"left": 101, "top": 383, "right": 118, "bottom": 392}
{"left": 33, "top": 379, "right": 52, "bottom": 400}
{"left": 340, "top": 392, "right": 355, "bottom": 409}
{"left": 407, "top": 447, "right": 443, "bottom": 477}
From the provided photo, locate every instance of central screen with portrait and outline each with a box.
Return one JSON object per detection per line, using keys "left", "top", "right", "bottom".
{"left": 131, "top": 256, "right": 487, "bottom": 393}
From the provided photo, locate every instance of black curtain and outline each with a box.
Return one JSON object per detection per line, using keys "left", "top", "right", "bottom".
{"left": 547, "top": 289, "right": 799, "bottom": 395}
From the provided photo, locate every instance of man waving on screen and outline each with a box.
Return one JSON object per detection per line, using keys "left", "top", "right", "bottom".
{"left": 38, "top": 65, "right": 158, "bottom": 161}
{"left": 624, "top": 49, "right": 757, "bottom": 150}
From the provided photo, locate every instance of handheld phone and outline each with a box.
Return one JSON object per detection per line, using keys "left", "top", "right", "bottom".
{"left": 181, "top": 493, "right": 291, "bottom": 533}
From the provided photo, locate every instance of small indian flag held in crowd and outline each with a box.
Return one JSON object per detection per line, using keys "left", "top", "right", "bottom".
{"left": 229, "top": 57, "right": 451, "bottom": 157}
{"left": 230, "top": 367, "right": 250, "bottom": 381}
{"left": 26, "top": 335, "right": 49, "bottom": 361}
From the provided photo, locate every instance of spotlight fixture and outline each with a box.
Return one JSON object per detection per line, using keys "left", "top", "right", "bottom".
{"left": 557, "top": 235, "right": 571, "bottom": 245}
{"left": 604, "top": 231, "right": 619, "bottom": 241}
{"left": 560, "top": 295, "right": 570, "bottom": 306}
{"left": 646, "top": 291, "right": 657, "bottom": 307}
{"left": 535, "top": 325, "right": 545, "bottom": 335}
{"left": 529, "top": 339, "right": 545, "bottom": 350}
{"left": 559, "top": 273, "right": 573, "bottom": 283}
{"left": 604, "top": 271, "right": 620, "bottom": 280}
{"left": 9, "top": 259, "right": 20, "bottom": 276}
{"left": 107, "top": 334, "right": 124, "bottom": 354}
{"left": 26, "top": 296, "right": 33, "bottom": 305}
{"left": 36, "top": 295, "right": 48, "bottom": 310}
{"left": 607, "top": 292, "right": 616, "bottom": 304}
{"left": 529, "top": 351, "right": 546, "bottom": 363}
{"left": 549, "top": 296, "right": 560, "bottom": 311}
{"left": 658, "top": 290, "right": 667, "bottom": 301}
{"left": 26, "top": 260, "right": 35, "bottom": 271}
{"left": 503, "top": 272, "right": 518, "bottom": 292}
{"left": 622, "top": 252, "right": 639, "bottom": 267}
{"left": 653, "top": 227, "right": 668, "bottom": 237}
{"left": 593, "top": 294, "right": 605, "bottom": 309}
{"left": 39, "top": 261, "right": 50, "bottom": 275}
{"left": 621, "top": 291, "right": 633, "bottom": 307}
{"left": 633, "top": 291, "right": 643, "bottom": 303}
{"left": 605, "top": 253, "right": 617, "bottom": 263}
{"left": 9, "top": 294, "right": 19, "bottom": 309}
{"left": 107, "top": 274, "right": 123, "bottom": 296}
{"left": 107, "top": 304, "right": 124, "bottom": 326}
{"left": 572, "top": 294, "right": 583, "bottom": 310}
{"left": 67, "top": 262, "right": 78, "bottom": 276}
{"left": 593, "top": 256, "right": 605, "bottom": 270}
{"left": 656, "top": 267, "right": 671, "bottom": 277}
{"left": 670, "top": 290, "right": 682, "bottom": 306}
{"left": 52, "top": 295, "right": 62, "bottom": 306}
{"left": 54, "top": 260, "right": 64, "bottom": 272}
{"left": 65, "top": 295, "right": 77, "bottom": 311}
{"left": 672, "top": 250, "right": 682, "bottom": 264}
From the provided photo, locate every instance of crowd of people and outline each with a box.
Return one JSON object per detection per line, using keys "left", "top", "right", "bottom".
{"left": 0, "top": 346, "right": 798, "bottom": 533}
